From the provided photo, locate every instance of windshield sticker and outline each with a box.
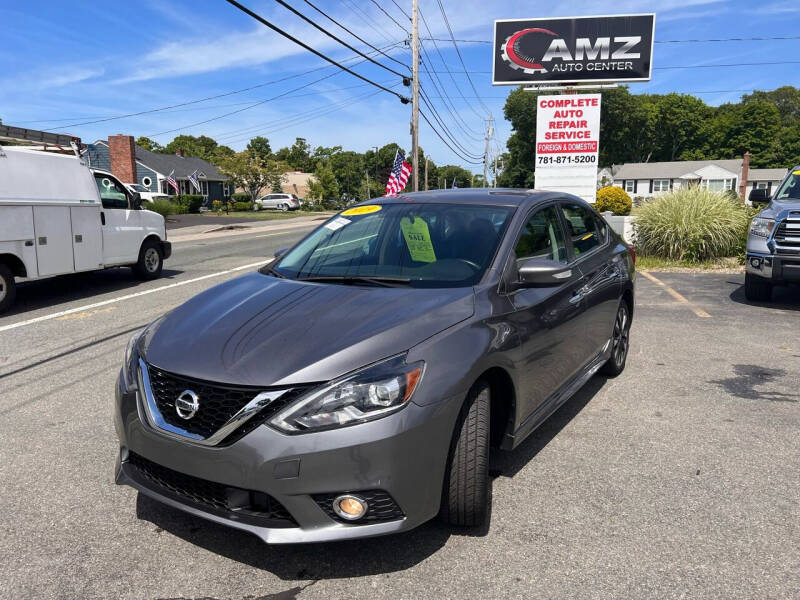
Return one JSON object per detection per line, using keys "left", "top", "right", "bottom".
{"left": 341, "top": 205, "right": 382, "bottom": 216}
{"left": 793, "top": 170, "right": 800, "bottom": 176}
{"left": 324, "top": 216, "right": 351, "bottom": 231}
{"left": 400, "top": 217, "right": 437, "bottom": 263}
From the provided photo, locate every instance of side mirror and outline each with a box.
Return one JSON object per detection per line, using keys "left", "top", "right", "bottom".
{"left": 274, "top": 247, "right": 288, "bottom": 260}
{"left": 131, "top": 192, "right": 143, "bottom": 210}
{"left": 749, "top": 188, "right": 770, "bottom": 206}
{"left": 517, "top": 258, "right": 572, "bottom": 287}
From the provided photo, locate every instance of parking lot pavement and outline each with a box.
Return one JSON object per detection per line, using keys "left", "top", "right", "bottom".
{"left": 1, "top": 256, "right": 798, "bottom": 598}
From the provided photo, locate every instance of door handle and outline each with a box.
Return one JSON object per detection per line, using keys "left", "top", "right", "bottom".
{"left": 101, "top": 212, "right": 105, "bottom": 225}
{"left": 569, "top": 290, "right": 583, "bottom": 304}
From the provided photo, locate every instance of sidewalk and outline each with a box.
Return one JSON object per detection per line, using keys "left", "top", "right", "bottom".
{"left": 168, "top": 214, "right": 329, "bottom": 243}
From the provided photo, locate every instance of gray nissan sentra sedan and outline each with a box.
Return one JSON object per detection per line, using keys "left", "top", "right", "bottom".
{"left": 114, "top": 189, "right": 635, "bottom": 544}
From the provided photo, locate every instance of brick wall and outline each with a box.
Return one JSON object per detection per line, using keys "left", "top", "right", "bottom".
{"left": 108, "top": 134, "right": 136, "bottom": 183}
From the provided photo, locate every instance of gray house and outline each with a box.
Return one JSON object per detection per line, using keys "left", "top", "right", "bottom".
{"left": 87, "top": 135, "right": 231, "bottom": 202}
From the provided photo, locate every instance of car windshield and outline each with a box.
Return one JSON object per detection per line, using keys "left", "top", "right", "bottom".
{"left": 271, "top": 202, "right": 515, "bottom": 288}
{"left": 774, "top": 170, "right": 800, "bottom": 201}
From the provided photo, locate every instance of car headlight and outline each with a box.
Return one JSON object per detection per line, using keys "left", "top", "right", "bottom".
{"left": 750, "top": 217, "right": 775, "bottom": 238}
{"left": 122, "top": 329, "right": 144, "bottom": 390}
{"left": 269, "top": 355, "right": 424, "bottom": 433}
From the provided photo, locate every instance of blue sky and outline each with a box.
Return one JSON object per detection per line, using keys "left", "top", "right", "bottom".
{"left": 1, "top": 0, "right": 798, "bottom": 172}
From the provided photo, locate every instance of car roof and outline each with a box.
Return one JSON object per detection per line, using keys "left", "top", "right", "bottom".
{"left": 368, "top": 188, "right": 573, "bottom": 208}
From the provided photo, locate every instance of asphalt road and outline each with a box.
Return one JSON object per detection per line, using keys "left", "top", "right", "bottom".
{"left": 1, "top": 231, "right": 798, "bottom": 599}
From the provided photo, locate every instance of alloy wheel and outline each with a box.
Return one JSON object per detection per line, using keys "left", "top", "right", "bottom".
{"left": 612, "top": 305, "right": 630, "bottom": 367}
{"left": 144, "top": 248, "right": 160, "bottom": 272}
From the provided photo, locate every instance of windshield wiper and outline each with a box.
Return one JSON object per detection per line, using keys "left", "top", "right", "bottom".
{"left": 297, "top": 275, "right": 411, "bottom": 287}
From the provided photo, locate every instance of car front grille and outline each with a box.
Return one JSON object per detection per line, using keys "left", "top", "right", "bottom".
{"left": 313, "top": 490, "right": 405, "bottom": 525}
{"left": 774, "top": 213, "right": 800, "bottom": 254}
{"left": 127, "top": 452, "right": 297, "bottom": 527}
{"left": 145, "top": 363, "right": 301, "bottom": 442}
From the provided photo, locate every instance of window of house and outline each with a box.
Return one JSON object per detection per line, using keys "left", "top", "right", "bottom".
{"left": 755, "top": 182, "right": 769, "bottom": 190}
{"left": 702, "top": 178, "right": 735, "bottom": 192}
{"left": 653, "top": 179, "right": 670, "bottom": 192}
{"left": 515, "top": 206, "right": 568, "bottom": 265}
{"left": 223, "top": 183, "right": 230, "bottom": 197}
{"left": 141, "top": 176, "right": 152, "bottom": 188}
{"left": 624, "top": 180, "right": 635, "bottom": 193}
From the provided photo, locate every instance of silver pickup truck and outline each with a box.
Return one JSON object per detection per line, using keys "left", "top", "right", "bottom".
{"left": 745, "top": 167, "right": 800, "bottom": 301}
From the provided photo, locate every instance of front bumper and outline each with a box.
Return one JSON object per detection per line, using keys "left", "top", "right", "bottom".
{"left": 114, "top": 371, "right": 461, "bottom": 544}
{"left": 745, "top": 252, "right": 800, "bottom": 283}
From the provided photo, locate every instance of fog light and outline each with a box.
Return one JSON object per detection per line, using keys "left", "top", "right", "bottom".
{"left": 750, "top": 257, "right": 762, "bottom": 269}
{"left": 333, "top": 494, "right": 368, "bottom": 520}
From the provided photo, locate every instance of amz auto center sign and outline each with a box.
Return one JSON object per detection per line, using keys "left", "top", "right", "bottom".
{"left": 492, "top": 14, "right": 655, "bottom": 85}
{"left": 534, "top": 94, "right": 601, "bottom": 203}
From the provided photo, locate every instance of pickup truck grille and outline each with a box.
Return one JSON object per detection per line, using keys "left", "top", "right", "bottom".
{"left": 774, "top": 213, "right": 800, "bottom": 254}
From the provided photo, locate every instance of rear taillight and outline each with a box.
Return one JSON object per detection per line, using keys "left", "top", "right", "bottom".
{"left": 627, "top": 244, "right": 635, "bottom": 266}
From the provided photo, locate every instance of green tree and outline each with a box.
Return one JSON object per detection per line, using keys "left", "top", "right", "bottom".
{"left": 136, "top": 136, "right": 163, "bottom": 152}
{"left": 654, "top": 93, "right": 709, "bottom": 161}
{"left": 219, "top": 150, "right": 285, "bottom": 201}
{"left": 163, "top": 135, "right": 220, "bottom": 161}
{"left": 246, "top": 136, "right": 272, "bottom": 161}
{"left": 307, "top": 161, "right": 340, "bottom": 207}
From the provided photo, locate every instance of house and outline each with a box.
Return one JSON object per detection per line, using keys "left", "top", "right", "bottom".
{"left": 86, "top": 135, "right": 231, "bottom": 202}
{"left": 280, "top": 171, "right": 315, "bottom": 198}
{"left": 610, "top": 154, "right": 788, "bottom": 202}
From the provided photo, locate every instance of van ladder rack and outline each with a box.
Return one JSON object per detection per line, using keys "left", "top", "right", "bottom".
{"left": 0, "top": 124, "right": 82, "bottom": 154}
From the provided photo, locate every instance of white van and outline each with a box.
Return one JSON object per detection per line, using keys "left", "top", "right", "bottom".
{"left": 0, "top": 145, "right": 171, "bottom": 313}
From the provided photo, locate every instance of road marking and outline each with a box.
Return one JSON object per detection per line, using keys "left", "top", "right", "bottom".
{"left": 639, "top": 271, "right": 712, "bottom": 318}
{"left": 0, "top": 260, "right": 266, "bottom": 334}
{"left": 56, "top": 306, "right": 117, "bottom": 320}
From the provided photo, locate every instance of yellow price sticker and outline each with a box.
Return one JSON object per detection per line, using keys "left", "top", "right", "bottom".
{"left": 341, "top": 205, "right": 382, "bottom": 216}
{"left": 400, "top": 217, "right": 437, "bottom": 263}
{"left": 793, "top": 170, "right": 800, "bottom": 176}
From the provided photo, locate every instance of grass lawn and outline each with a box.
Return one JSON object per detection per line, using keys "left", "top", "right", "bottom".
{"left": 637, "top": 255, "right": 743, "bottom": 272}
{"left": 201, "top": 210, "right": 332, "bottom": 221}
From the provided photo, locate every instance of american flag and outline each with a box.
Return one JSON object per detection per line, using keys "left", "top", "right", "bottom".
{"left": 384, "top": 149, "right": 411, "bottom": 196}
{"left": 188, "top": 170, "right": 201, "bottom": 193}
{"left": 166, "top": 169, "right": 179, "bottom": 194}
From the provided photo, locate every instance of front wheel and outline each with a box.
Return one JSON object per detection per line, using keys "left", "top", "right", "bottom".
{"left": 601, "top": 301, "right": 631, "bottom": 377}
{"left": 133, "top": 240, "right": 163, "bottom": 280}
{"left": 441, "top": 380, "right": 491, "bottom": 528}
{"left": 0, "top": 264, "right": 17, "bottom": 314}
{"left": 744, "top": 272, "right": 772, "bottom": 302}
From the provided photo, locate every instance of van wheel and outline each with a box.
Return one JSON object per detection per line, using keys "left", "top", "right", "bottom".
{"left": 441, "top": 380, "right": 491, "bottom": 528}
{"left": 744, "top": 272, "right": 772, "bottom": 302}
{"left": 278, "top": 203, "right": 288, "bottom": 211}
{"left": 133, "top": 240, "right": 163, "bottom": 280}
{"left": 0, "top": 264, "right": 17, "bottom": 314}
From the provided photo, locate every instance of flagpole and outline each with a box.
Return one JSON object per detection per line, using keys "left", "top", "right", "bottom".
{"left": 411, "top": 0, "right": 419, "bottom": 192}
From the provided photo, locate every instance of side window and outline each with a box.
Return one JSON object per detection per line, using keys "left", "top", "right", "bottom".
{"left": 560, "top": 203, "right": 605, "bottom": 258}
{"left": 514, "top": 206, "right": 567, "bottom": 264}
{"left": 94, "top": 174, "right": 129, "bottom": 210}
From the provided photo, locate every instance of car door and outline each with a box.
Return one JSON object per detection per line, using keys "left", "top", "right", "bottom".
{"left": 261, "top": 194, "right": 277, "bottom": 209}
{"left": 504, "top": 203, "right": 591, "bottom": 422}
{"left": 94, "top": 173, "right": 143, "bottom": 265}
{"left": 558, "top": 202, "right": 622, "bottom": 365}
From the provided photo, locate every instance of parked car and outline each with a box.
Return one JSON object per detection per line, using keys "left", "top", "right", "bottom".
{"left": 114, "top": 189, "right": 634, "bottom": 544}
{"left": 255, "top": 193, "right": 301, "bottom": 211}
{"left": 0, "top": 146, "right": 171, "bottom": 313}
{"left": 124, "top": 183, "right": 169, "bottom": 204}
{"left": 745, "top": 167, "right": 800, "bottom": 301}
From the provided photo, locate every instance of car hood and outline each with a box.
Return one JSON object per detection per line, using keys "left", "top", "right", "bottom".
{"left": 142, "top": 272, "right": 474, "bottom": 386}
{"left": 757, "top": 200, "right": 800, "bottom": 220}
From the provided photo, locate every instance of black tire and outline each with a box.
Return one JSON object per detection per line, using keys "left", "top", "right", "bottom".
{"left": 744, "top": 272, "right": 772, "bottom": 302}
{"left": 133, "top": 239, "right": 163, "bottom": 280}
{"left": 441, "top": 380, "right": 491, "bottom": 528}
{"left": 278, "top": 203, "right": 288, "bottom": 212}
{"left": 600, "top": 301, "right": 631, "bottom": 377}
{"left": 0, "top": 264, "right": 17, "bottom": 314}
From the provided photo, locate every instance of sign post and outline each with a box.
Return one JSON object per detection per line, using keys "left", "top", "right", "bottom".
{"left": 534, "top": 93, "right": 601, "bottom": 203}
{"left": 492, "top": 14, "right": 655, "bottom": 202}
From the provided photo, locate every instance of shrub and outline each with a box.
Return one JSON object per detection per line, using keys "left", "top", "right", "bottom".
{"left": 233, "top": 201, "right": 251, "bottom": 211}
{"left": 595, "top": 186, "right": 632, "bottom": 215}
{"left": 231, "top": 192, "right": 251, "bottom": 202}
{"left": 148, "top": 198, "right": 176, "bottom": 218}
{"left": 212, "top": 200, "right": 223, "bottom": 212}
{"left": 175, "top": 194, "right": 204, "bottom": 214}
{"left": 634, "top": 187, "right": 750, "bottom": 262}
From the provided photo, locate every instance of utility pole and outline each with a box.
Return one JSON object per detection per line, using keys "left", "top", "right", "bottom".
{"left": 411, "top": 0, "right": 420, "bottom": 191}
{"left": 483, "top": 116, "right": 494, "bottom": 186}
{"left": 424, "top": 158, "right": 429, "bottom": 191}
{"left": 365, "top": 168, "right": 370, "bottom": 199}
{"left": 493, "top": 153, "right": 498, "bottom": 187}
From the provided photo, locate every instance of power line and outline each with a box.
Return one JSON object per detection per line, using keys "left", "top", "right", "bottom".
{"left": 419, "top": 109, "right": 483, "bottom": 165}
{"left": 222, "top": 0, "right": 408, "bottom": 102}
{"left": 419, "top": 89, "right": 483, "bottom": 159}
{"left": 368, "top": 0, "right": 409, "bottom": 34}
{"left": 271, "top": 0, "right": 408, "bottom": 78}
{"left": 420, "top": 35, "right": 800, "bottom": 44}
{"left": 340, "top": 0, "right": 399, "bottom": 47}
{"left": 433, "top": 0, "right": 492, "bottom": 116}
{"left": 388, "top": 0, "right": 411, "bottom": 20}
{"left": 300, "top": 0, "right": 408, "bottom": 70}
{"left": 428, "top": 61, "right": 800, "bottom": 73}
